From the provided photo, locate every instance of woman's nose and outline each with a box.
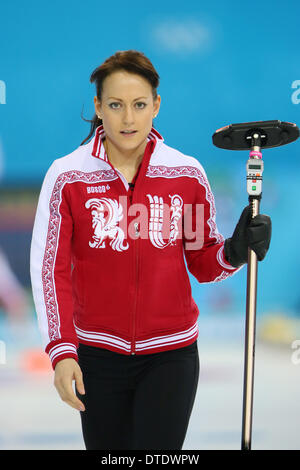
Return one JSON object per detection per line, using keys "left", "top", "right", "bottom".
{"left": 123, "top": 106, "right": 134, "bottom": 123}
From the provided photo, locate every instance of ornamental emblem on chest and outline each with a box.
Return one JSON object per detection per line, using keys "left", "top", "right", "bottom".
{"left": 146, "top": 194, "right": 183, "bottom": 248}
{"left": 85, "top": 198, "right": 129, "bottom": 252}
{"left": 85, "top": 194, "right": 183, "bottom": 251}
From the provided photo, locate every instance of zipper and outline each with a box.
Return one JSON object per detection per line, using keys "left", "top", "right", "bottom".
{"left": 130, "top": 234, "right": 139, "bottom": 355}
{"left": 130, "top": 209, "right": 141, "bottom": 355}
{"left": 102, "top": 155, "right": 138, "bottom": 355}
{"left": 129, "top": 186, "right": 141, "bottom": 355}
{"left": 102, "top": 148, "right": 128, "bottom": 196}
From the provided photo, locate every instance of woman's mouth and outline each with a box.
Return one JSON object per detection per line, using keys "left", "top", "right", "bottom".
{"left": 120, "top": 130, "right": 137, "bottom": 137}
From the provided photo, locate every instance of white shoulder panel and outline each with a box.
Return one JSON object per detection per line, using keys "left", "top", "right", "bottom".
{"left": 53, "top": 139, "right": 107, "bottom": 174}
{"left": 151, "top": 142, "right": 208, "bottom": 177}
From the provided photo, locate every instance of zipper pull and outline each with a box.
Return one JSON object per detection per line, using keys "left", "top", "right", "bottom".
{"left": 134, "top": 222, "right": 140, "bottom": 238}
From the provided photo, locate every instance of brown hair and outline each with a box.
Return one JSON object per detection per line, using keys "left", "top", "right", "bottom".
{"left": 80, "top": 50, "right": 160, "bottom": 146}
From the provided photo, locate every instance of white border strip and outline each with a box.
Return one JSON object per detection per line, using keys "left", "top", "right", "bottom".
{"left": 136, "top": 322, "right": 198, "bottom": 351}
{"left": 75, "top": 324, "right": 131, "bottom": 352}
{"left": 75, "top": 321, "right": 198, "bottom": 353}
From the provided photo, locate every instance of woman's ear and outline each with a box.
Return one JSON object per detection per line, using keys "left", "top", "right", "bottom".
{"left": 154, "top": 95, "right": 161, "bottom": 117}
{"left": 94, "top": 96, "right": 102, "bottom": 118}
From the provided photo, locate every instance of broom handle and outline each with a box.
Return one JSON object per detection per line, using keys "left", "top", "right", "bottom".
{"left": 241, "top": 196, "right": 260, "bottom": 450}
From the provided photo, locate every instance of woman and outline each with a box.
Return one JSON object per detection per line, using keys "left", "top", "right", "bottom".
{"left": 30, "top": 50, "right": 271, "bottom": 450}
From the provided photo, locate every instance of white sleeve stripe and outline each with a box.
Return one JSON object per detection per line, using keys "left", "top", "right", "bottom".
{"left": 50, "top": 350, "right": 78, "bottom": 363}
{"left": 30, "top": 162, "right": 61, "bottom": 348}
{"left": 48, "top": 343, "right": 77, "bottom": 361}
{"left": 42, "top": 177, "right": 68, "bottom": 342}
{"left": 189, "top": 164, "right": 224, "bottom": 244}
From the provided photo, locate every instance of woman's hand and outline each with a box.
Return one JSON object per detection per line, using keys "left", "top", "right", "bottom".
{"left": 54, "top": 358, "right": 86, "bottom": 412}
{"left": 224, "top": 205, "right": 272, "bottom": 267}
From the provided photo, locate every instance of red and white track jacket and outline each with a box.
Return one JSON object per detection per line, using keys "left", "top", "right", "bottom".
{"left": 30, "top": 125, "right": 241, "bottom": 369}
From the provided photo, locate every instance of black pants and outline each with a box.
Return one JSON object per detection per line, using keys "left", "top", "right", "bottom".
{"left": 76, "top": 340, "right": 199, "bottom": 450}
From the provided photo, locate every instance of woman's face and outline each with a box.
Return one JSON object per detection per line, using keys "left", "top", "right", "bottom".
{"left": 94, "top": 70, "right": 161, "bottom": 154}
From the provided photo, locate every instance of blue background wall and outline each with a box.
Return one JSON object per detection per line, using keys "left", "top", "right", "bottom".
{"left": 1, "top": 0, "right": 300, "bottom": 318}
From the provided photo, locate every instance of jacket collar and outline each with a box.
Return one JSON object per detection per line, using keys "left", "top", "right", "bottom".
{"left": 91, "top": 124, "right": 164, "bottom": 161}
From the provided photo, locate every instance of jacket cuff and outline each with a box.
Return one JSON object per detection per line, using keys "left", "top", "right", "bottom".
{"left": 217, "top": 244, "right": 239, "bottom": 270}
{"left": 46, "top": 340, "right": 78, "bottom": 370}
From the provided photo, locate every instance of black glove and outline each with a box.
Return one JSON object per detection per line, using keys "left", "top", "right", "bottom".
{"left": 224, "top": 204, "right": 272, "bottom": 268}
